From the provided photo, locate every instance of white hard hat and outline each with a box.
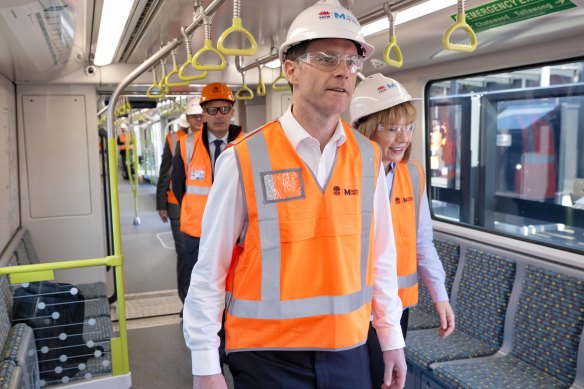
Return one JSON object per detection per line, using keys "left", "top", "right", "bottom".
{"left": 349, "top": 73, "right": 418, "bottom": 127}
{"left": 184, "top": 98, "right": 203, "bottom": 115}
{"left": 119, "top": 123, "right": 128, "bottom": 129}
{"left": 279, "top": 0, "right": 374, "bottom": 61}
{"left": 178, "top": 113, "right": 189, "bottom": 128}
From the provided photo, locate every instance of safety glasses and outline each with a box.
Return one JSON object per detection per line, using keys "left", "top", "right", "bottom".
{"left": 377, "top": 123, "right": 416, "bottom": 135}
{"left": 203, "top": 105, "right": 232, "bottom": 115}
{"left": 294, "top": 52, "right": 365, "bottom": 74}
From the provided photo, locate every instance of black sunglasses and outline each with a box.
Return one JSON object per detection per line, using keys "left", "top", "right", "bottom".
{"left": 204, "top": 105, "right": 232, "bottom": 115}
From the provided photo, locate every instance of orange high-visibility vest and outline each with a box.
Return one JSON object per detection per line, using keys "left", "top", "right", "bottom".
{"left": 390, "top": 160, "right": 424, "bottom": 308}
{"left": 225, "top": 120, "right": 380, "bottom": 352}
{"left": 179, "top": 130, "right": 243, "bottom": 237}
{"left": 118, "top": 133, "right": 133, "bottom": 151}
{"left": 179, "top": 130, "right": 211, "bottom": 237}
{"left": 166, "top": 129, "right": 187, "bottom": 205}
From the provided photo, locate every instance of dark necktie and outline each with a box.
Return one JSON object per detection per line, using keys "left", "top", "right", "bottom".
{"left": 213, "top": 139, "right": 223, "bottom": 165}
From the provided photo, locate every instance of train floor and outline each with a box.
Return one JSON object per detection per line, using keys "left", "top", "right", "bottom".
{"left": 112, "top": 170, "right": 234, "bottom": 388}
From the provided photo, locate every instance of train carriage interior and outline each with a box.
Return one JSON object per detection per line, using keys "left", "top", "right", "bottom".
{"left": 1, "top": 0, "right": 584, "bottom": 388}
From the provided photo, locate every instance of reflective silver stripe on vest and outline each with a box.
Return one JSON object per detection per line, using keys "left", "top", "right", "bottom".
{"left": 399, "top": 161, "right": 422, "bottom": 291}
{"left": 398, "top": 272, "right": 418, "bottom": 289}
{"left": 406, "top": 161, "right": 421, "bottom": 230}
{"left": 352, "top": 130, "right": 376, "bottom": 289}
{"left": 186, "top": 131, "right": 195, "bottom": 166}
{"left": 245, "top": 132, "right": 281, "bottom": 302}
{"left": 228, "top": 129, "right": 376, "bottom": 319}
{"left": 225, "top": 287, "right": 373, "bottom": 319}
{"left": 186, "top": 186, "right": 211, "bottom": 195}
{"left": 170, "top": 131, "right": 177, "bottom": 154}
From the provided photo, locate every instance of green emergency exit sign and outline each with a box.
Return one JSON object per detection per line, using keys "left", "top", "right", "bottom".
{"left": 451, "top": 0, "right": 578, "bottom": 33}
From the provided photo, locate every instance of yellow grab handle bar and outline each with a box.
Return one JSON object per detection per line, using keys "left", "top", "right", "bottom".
{"left": 178, "top": 26, "right": 209, "bottom": 81}
{"left": 157, "top": 55, "right": 172, "bottom": 94}
{"left": 165, "top": 50, "right": 191, "bottom": 87}
{"left": 443, "top": 0, "right": 477, "bottom": 53}
{"left": 179, "top": 55, "right": 209, "bottom": 81}
{"left": 217, "top": 17, "right": 258, "bottom": 56}
{"left": 147, "top": 82, "right": 165, "bottom": 99}
{"left": 235, "top": 84, "right": 254, "bottom": 100}
{"left": 382, "top": 4, "right": 403, "bottom": 68}
{"left": 256, "top": 63, "right": 266, "bottom": 96}
{"left": 192, "top": 39, "right": 228, "bottom": 71}
{"left": 272, "top": 68, "right": 291, "bottom": 92}
{"left": 383, "top": 36, "right": 403, "bottom": 68}
{"left": 236, "top": 69, "right": 254, "bottom": 100}
{"left": 256, "top": 82, "right": 266, "bottom": 96}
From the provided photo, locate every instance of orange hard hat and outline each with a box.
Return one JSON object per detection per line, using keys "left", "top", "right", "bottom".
{"left": 200, "top": 83, "right": 235, "bottom": 105}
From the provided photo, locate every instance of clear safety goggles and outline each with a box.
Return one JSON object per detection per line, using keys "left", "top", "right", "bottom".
{"left": 294, "top": 52, "right": 365, "bottom": 74}
{"left": 204, "top": 105, "right": 232, "bottom": 115}
{"left": 377, "top": 123, "right": 416, "bottom": 135}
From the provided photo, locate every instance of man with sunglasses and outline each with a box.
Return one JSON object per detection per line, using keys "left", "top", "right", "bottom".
{"left": 183, "top": 1, "right": 406, "bottom": 388}
{"left": 172, "top": 86, "right": 243, "bottom": 319}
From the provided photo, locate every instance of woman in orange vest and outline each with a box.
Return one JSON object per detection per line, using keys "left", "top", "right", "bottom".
{"left": 350, "top": 74, "right": 455, "bottom": 389}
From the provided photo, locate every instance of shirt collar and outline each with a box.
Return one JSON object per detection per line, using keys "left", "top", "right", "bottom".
{"left": 279, "top": 105, "right": 347, "bottom": 150}
{"left": 207, "top": 131, "right": 228, "bottom": 144}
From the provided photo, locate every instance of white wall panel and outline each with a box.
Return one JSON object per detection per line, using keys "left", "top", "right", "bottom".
{"left": 17, "top": 84, "right": 105, "bottom": 284}
{"left": 0, "top": 73, "right": 18, "bottom": 249}
{"left": 22, "top": 95, "right": 91, "bottom": 218}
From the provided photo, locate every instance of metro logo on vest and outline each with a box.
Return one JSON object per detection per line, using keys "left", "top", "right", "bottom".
{"left": 332, "top": 185, "right": 360, "bottom": 196}
{"left": 394, "top": 196, "right": 414, "bottom": 205}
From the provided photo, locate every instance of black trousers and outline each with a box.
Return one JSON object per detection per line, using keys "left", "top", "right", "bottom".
{"left": 367, "top": 308, "right": 409, "bottom": 389}
{"left": 167, "top": 203, "right": 187, "bottom": 303}
{"left": 226, "top": 344, "right": 372, "bottom": 389}
{"left": 181, "top": 234, "right": 200, "bottom": 304}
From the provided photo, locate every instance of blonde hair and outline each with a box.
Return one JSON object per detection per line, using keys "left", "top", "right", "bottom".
{"left": 354, "top": 101, "right": 416, "bottom": 163}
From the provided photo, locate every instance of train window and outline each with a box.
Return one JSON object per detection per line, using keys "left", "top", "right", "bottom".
{"left": 426, "top": 58, "right": 584, "bottom": 254}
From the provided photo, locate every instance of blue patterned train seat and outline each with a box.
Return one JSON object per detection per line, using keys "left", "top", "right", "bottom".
{"left": 406, "top": 248, "right": 516, "bottom": 368}
{"left": 433, "top": 264, "right": 584, "bottom": 389}
{"left": 408, "top": 238, "right": 460, "bottom": 331}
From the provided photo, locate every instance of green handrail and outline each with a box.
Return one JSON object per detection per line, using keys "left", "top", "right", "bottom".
{"left": 0, "top": 256, "right": 129, "bottom": 376}
{"left": 126, "top": 125, "right": 141, "bottom": 226}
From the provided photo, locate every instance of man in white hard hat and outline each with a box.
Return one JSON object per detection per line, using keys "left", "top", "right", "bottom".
{"left": 182, "top": 1, "right": 406, "bottom": 388}
{"left": 156, "top": 111, "right": 193, "bottom": 308}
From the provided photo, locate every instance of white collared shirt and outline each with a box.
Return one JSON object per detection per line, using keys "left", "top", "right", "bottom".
{"left": 183, "top": 106, "right": 405, "bottom": 375}
{"left": 207, "top": 132, "right": 228, "bottom": 172}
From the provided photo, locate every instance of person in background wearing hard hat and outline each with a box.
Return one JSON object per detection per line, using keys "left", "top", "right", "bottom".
{"left": 172, "top": 87, "right": 243, "bottom": 317}
{"left": 117, "top": 123, "right": 133, "bottom": 180}
{"left": 350, "top": 74, "right": 456, "bottom": 389}
{"left": 156, "top": 112, "right": 193, "bottom": 307}
{"left": 182, "top": 1, "right": 406, "bottom": 388}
